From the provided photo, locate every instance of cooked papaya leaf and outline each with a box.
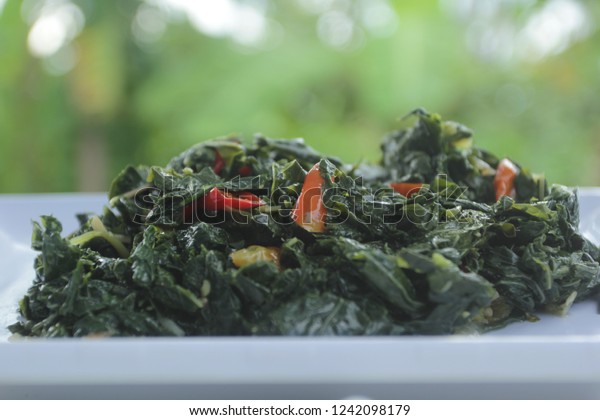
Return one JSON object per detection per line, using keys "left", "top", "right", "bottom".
{"left": 10, "top": 109, "right": 600, "bottom": 337}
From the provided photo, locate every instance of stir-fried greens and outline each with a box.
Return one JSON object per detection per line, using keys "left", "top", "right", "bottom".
{"left": 9, "top": 109, "right": 600, "bottom": 337}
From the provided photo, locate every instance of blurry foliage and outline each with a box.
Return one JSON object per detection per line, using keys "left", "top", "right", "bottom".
{"left": 0, "top": 0, "right": 599, "bottom": 193}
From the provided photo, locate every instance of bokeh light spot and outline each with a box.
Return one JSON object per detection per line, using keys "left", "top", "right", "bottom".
{"left": 27, "top": 2, "right": 84, "bottom": 58}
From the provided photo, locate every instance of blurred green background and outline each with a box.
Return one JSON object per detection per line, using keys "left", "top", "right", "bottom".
{"left": 1, "top": 0, "right": 599, "bottom": 193}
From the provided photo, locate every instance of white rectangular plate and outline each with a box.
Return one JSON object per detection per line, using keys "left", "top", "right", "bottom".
{"left": 0, "top": 191, "right": 599, "bottom": 399}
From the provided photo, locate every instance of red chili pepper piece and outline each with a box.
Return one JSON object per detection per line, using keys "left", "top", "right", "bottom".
{"left": 183, "top": 188, "right": 265, "bottom": 220}
{"left": 203, "top": 187, "right": 265, "bottom": 211}
{"left": 292, "top": 163, "right": 327, "bottom": 233}
{"left": 494, "top": 158, "right": 519, "bottom": 201}
{"left": 239, "top": 166, "right": 252, "bottom": 176}
{"left": 212, "top": 150, "right": 225, "bottom": 175}
{"left": 390, "top": 182, "right": 423, "bottom": 198}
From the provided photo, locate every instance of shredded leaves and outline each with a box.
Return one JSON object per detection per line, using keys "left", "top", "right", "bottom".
{"left": 9, "top": 109, "right": 600, "bottom": 337}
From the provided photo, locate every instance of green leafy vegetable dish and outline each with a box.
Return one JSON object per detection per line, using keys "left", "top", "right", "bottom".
{"left": 10, "top": 109, "right": 600, "bottom": 337}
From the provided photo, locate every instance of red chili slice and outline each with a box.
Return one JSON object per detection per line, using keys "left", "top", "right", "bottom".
{"left": 390, "top": 182, "right": 423, "bottom": 198}
{"left": 239, "top": 166, "right": 252, "bottom": 176}
{"left": 183, "top": 188, "right": 265, "bottom": 221}
{"left": 292, "top": 163, "right": 327, "bottom": 233}
{"left": 203, "top": 187, "right": 265, "bottom": 211}
{"left": 494, "top": 158, "right": 519, "bottom": 201}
